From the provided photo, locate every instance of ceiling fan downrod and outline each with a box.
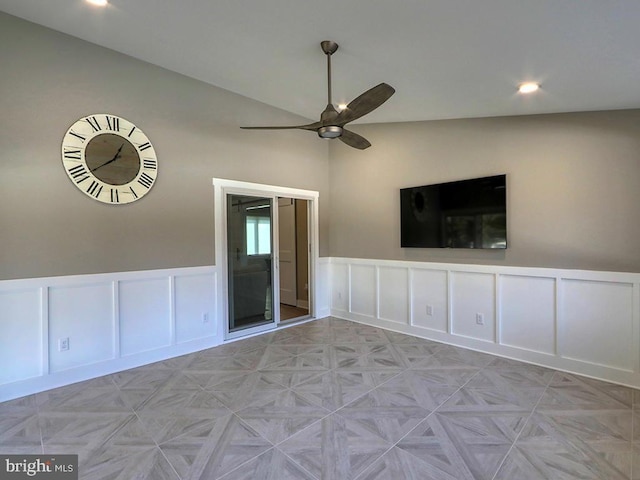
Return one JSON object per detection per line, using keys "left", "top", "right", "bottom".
{"left": 321, "top": 40, "right": 338, "bottom": 106}
{"left": 319, "top": 40, "right": 342, "bottom": 138}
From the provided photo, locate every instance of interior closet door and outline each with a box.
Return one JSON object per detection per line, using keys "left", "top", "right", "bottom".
{"left": 227, "top": 194, "right": 276, "bottom": 336}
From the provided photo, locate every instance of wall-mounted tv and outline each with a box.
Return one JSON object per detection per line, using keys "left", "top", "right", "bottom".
{"left": 400, "top": 174, "right": 507, "bottom": 249}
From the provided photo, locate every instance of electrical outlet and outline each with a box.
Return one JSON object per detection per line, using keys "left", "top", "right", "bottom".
{"left": 426, "top": 305, "right": 434, "bottom": 316}
{"left": 202, "top": 312, "right": 210, "bottom": 324}
{"left": 475, "top": 313, "right": 484, "bottom": 325}
{"left": 338, "top": 292, "right": 342, "bottom": 300}
{"left": 59, "top": 337, "right": 70, "bottom": 351}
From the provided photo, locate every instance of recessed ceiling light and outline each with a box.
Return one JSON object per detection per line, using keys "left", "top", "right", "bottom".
{"left": 518, "top": 82, "right": 540, "bottom": 94}
{"left": 337, "top": 103, "right": 348, "bottom": 111}
{"left": 86, "top": 0, "right": 108, "bottom": 6}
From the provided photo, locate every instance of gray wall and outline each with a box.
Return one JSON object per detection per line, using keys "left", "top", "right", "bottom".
{"left": 329, "top": 111, "right": 640, "bottom": 272}
{"left": 3, "top": 13, "right": 640, "bottom": 280}
{"left": 0, "top": 13, "right": 329, "bottom": 281}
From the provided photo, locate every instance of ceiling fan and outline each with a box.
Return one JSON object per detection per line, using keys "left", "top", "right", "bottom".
{"left": 241, "top": 41, "right": 395, "bottom": 150}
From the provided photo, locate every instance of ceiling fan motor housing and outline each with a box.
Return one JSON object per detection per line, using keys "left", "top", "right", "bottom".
{"left": 318, "top": 125, "right": 343, "bottom": 138}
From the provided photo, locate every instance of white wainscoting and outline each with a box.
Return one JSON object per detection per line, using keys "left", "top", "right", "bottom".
{"left": 0, "top": 267, "right": 220, "bottom": 402}
{"left": 4, "top": 257, "right": 635, "bottom": 398}
{"left": 329, "top": 258, "right": 640, "bottom": 389}
{"left": 0, "top": 259, "right": 332, "bottom": 402}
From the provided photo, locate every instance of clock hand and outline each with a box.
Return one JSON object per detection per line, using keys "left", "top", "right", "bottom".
{"left": 91, "top": 143, "right": 125, "bottom": 172}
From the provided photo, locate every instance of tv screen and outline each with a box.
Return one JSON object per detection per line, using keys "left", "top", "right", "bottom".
{"left": 400, "top": 174, "right": 506, "bottom": 249}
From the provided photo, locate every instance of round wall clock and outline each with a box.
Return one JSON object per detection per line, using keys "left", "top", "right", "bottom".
{"left": 61, "top": 114, "right": 158, "bottom": 204}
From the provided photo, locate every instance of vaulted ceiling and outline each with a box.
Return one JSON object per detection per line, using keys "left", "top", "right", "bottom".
{"left": 2, "top": 0, "right": 640, "bottom": 124}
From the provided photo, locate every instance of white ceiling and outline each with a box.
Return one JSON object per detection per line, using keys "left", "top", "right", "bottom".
{"left": 2, "top": 0, "right": 640, "bottom": 124}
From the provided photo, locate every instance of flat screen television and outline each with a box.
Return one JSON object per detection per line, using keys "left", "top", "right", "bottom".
{"left": 400, "top": 174, "right": 507, "bottom": 249}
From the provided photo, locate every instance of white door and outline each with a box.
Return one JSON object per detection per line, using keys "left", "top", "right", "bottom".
{"left": 278, "top": 198, "right": 297, "bottom": 306}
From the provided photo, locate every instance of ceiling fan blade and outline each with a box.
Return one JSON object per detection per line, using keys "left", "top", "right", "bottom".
{"left": 241, "top": 121, "right": 322, "bottom": 132}
{"left": 339, "top": 129, "right": 371, "bottom": 150}
{"left": 336, "top": 83, "right": 395, "bottom": 126}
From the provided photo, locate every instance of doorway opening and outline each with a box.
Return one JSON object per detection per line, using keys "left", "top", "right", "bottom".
{"left": 213, "top": 179, "right": 319, "bottom": 341}
{"left": 277, "top": 198, "right": 310, "bottom": 323}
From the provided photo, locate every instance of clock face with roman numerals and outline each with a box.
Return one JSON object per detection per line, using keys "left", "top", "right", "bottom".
{"left": 62, "top": 114, "right": 158, "bottom": 204}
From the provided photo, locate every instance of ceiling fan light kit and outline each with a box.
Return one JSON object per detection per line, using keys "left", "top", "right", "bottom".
{"left": 318, "top": 126, "right": 343, "bottom": 139}
{"left": 241, "top": 41, "right": 395, "bottom": 149}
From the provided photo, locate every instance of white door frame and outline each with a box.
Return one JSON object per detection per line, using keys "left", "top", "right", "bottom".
{"left": 213, "top": 178, "right": 320, "bottom": 340}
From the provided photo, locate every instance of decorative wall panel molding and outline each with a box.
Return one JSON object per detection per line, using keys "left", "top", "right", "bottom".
{"left": 49, "top": 282, "right": 115, "bottom": 373}
{"left": 0, "top": 288, "right": 42, "bottom": 385}
{"left": 499, "top": 274, "right": 556, "bottom": 355}
{"left": 350, "top": 264, "right": 376, "bottom": 318}
{"left": 561, "top": 279, "right": 635, "bottom": 371}
{"left": 2, "top": 257, "right": 636, "bottom": 400}
{"left": 410, "top": 268, "right": 448, "bottom": 332}
{"left": 450, "top": 271, "right": 496, "bottom": 342}
{"left": 119, "top": 277, "right": 172, "bottom": 356}
{"left": 0, "top": 267, "right": 220, "bottom": 401}
{"left": 329, "top": 258, "right": 640, "bottom": 389}
{"left": 378, "top": 266, "right": 409, "bottom": 325}
{"left": 0, "top": 259, "right": 331, "bottom": 402}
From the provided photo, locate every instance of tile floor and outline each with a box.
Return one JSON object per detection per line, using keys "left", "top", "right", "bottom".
{"left": 0, "top": 317, "right": 638, "bottom": 479}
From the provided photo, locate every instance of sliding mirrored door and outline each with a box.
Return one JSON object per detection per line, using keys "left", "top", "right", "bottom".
{"left": 227, "top": 194, "right": 275, "bottom": 336}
